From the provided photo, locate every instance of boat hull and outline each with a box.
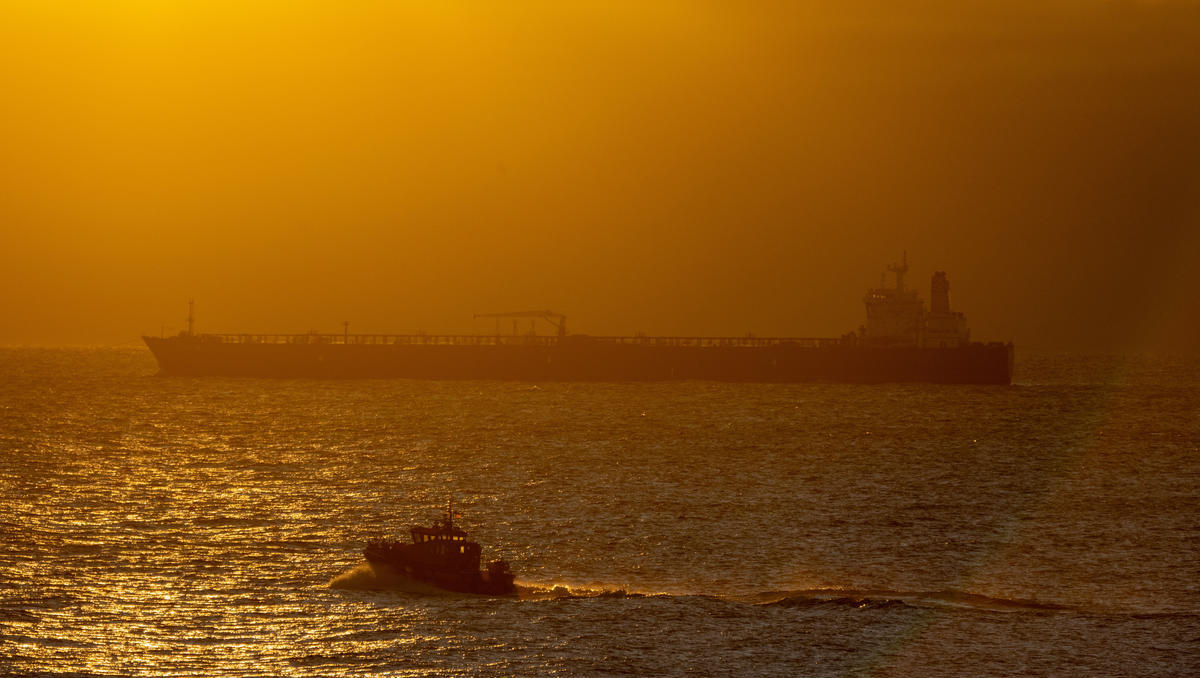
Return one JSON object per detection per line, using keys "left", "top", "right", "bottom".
{"left": 144, "top": 336, "right": 1014, "bottom": 384}
{"left": 363, "top": 550, "right": 515, "bottom": 596}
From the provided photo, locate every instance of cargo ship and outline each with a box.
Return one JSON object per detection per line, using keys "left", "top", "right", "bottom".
{"left": 143, "top": 256, "right": 1014, "bottom": 384}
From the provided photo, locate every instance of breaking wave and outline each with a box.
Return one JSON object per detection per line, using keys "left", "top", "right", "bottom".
{"left": 328, "top": 562, "right": 454, "bottom": 595}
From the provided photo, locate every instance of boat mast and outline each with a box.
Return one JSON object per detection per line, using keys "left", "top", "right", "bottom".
{"left": 887, "top": 251, "right": 909, "bottom": 293}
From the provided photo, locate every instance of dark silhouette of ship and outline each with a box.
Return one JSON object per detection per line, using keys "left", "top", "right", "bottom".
{"left": 144, "top": 256, "right": 1013, "bottom": 384}
{"left": 364, "top": 503, "right": 515, "bottom": 596}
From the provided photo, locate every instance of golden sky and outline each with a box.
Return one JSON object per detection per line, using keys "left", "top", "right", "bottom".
{"left": 2, "top": 1, "right": 1198, "bottom": 350}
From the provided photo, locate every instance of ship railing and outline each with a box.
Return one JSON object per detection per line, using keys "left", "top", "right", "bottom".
{"left": 196, "top": 333, "right": 562, "bottom": 347}
{"left": 587, "top": 336, "right": 840, "bottom": 349}
{"left": 193, "top": 333, "right": 842, "bottom": 349}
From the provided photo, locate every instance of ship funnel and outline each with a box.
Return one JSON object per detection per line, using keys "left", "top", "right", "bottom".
{"left": 930, "top": 272, "right": 950, "bottom": 314}
{"left": 887, "top": 252, "right": 909, "bottom": 293}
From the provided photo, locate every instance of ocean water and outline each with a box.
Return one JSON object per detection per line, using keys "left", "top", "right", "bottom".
{"left": 1, "top": 348, "right": 1197, "bottom": 677}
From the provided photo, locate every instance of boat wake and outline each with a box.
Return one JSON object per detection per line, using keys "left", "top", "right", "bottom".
{"left": 514, "top": 584, "right": 672, "bottom": 601}
{"left": 329, "top": 570, "right": 1073, "bottom": 614}
{"left": 754, "top": 588, "right": 1073, "bottom": 613}
{"left": 500, "top": 583, "right": 1075, "bottom": 613}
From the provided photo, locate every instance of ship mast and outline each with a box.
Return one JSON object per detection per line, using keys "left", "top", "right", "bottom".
{"left": 187, "top": 299, "right": 195, "bottom": 336}
{"left": 887, "top": 251, "right": 909, "bottom": 293}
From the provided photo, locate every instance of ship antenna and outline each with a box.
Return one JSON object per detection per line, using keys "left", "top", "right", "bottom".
{"left": 187, "top": 299, "right": 195, "bottom": 336}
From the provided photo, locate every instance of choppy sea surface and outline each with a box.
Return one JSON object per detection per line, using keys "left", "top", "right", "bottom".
{"left": 1, "top": 348, "right": 1197, "bottom": 677}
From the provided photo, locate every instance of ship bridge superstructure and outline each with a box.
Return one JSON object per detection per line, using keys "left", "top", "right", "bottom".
{"left": 862, "top": 253, "right": 970, "bottom": 348}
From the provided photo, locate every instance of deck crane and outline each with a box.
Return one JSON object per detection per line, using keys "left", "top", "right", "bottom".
{"left": 473, "top": 310, "right": 567, "bottom": 338}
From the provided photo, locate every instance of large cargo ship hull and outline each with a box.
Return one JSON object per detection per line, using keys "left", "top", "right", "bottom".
{"left": 143, "top": 336, "right": 1014, "bottom": 384}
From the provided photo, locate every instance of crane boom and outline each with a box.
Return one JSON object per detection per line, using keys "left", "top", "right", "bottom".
{"left": 473, "top": 310, "right": 567, "bottom": 337}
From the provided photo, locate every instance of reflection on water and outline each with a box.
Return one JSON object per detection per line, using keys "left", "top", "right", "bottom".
{"left": 0, "top": 348, "right": 1197, "bottom": 676}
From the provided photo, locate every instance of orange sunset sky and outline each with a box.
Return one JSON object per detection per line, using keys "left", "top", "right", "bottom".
{"left": 2, "top": 1, "right": 1198, "bottom": 351}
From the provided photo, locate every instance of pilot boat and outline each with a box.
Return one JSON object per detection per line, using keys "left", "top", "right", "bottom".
{"left": 364, "top": 503, "right": 516, "bottom": 595}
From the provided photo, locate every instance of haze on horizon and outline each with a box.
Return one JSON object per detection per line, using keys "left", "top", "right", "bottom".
{"left": 2, "top": 1, "right": 1198, "bottom": 353}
